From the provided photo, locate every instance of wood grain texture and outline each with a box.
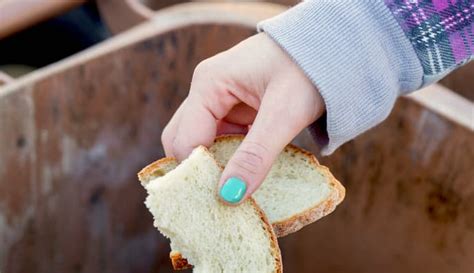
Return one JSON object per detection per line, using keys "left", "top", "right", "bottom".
{"left": 0, "top": 4, "right": 264, "bottom": 273}
{"left": 0, "top": 2, "right": 472, "bottom": 273}
{"left": 97, "top": 0, "right": 299, "bottom": 34}
{"left": 286, "top": 86, "right": 474, "bottom": 273}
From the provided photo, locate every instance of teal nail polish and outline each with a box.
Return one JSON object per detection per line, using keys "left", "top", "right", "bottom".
{"left": 220, "top": 177, "right": 247, "bottom": 204}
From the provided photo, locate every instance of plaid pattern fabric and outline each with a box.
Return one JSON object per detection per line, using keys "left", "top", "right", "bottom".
{"left": 385, "top": 0, "right": 473, "bottom": 79}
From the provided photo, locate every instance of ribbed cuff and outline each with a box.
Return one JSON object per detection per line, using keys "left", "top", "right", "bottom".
{"left": 258, "top": 0, "right": 423, "bottom": 155}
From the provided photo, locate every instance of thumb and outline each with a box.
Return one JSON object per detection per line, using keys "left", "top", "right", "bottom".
{"left": 217, "top": 86, "right": 318, "bottom": 205}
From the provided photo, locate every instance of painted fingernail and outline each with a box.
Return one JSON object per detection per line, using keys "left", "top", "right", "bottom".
{"left": 220, "top": 177, "right": 247, "bottom": 204}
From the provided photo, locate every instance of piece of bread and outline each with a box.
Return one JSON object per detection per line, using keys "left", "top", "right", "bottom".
{"left": 210, "top": 135, "right": 345, "bottom": 236}
{"left": 140, "top": 146, "right": 282, "bottom": 273}
{"left": 139, "top": 135, "right": 345, "bottom": 271}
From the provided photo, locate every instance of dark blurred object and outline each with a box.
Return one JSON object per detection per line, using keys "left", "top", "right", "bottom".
{"left": 0, "top": 0, "right": 85, "bottom": 39}
{"left": 0, "top": 64, "right": 35, "bottom": 79}
{"left": 0, "top": 1, "right": 110, "bottom": 74}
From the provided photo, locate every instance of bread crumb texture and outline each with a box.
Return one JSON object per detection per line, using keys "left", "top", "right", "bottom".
{"left": 211, "top": 136, "right": 335, "bottom": 223}
{"left": 144, "top": 146, "right": 279, "bottom": 273}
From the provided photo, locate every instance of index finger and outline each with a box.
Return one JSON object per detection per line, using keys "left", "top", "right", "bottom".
{"left": 171, "top": 84, "right": 241, "bottom": 161}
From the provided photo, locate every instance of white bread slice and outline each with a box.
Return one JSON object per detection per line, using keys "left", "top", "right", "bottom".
{"left": 140, "top": 135, "right": 345, "bottom": 235}
{"left": 139, "top": 135, "right": 345, "bottom": 271}
{"left": 140, "top": 146, "right": 282, "bottom": 273}
{"left": 210, "top": 135, "right": 345, "bottom": 236}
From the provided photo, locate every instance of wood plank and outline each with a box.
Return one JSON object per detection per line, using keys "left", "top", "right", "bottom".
{"left": 408, "top": 83, "right": 474, "bottom": 131}
{"left": 0, "top": 3, "right": 281, "bottom": 273}
{"left": 287, "top": 90, "right": 474, "bottom": 273}
{"left": 96, "top": 0, "right": 298, "bottom": 34}
{"left": 0, "top": 3, "right": 472, "bottom": 273}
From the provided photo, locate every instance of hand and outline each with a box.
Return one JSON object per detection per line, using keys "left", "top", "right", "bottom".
{"left": 162, "top": 33, "right": 325, "bottom": 204}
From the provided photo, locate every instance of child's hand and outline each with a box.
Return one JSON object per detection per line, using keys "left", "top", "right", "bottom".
{"left": 162, "top": 33, "right": 325, "bottom": 204}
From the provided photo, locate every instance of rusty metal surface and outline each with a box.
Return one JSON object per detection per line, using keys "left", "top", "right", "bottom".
{"left": 0, "top": 5, "right": 473, "bottom": 273}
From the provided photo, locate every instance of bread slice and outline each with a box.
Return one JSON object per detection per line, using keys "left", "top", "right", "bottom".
{"left": 210, "top": 135, "right": 345, "bottom": 236}
{"left": 140, "top": 135, "right": 345, "bottom": 234}
{"left": 140, "top": 146, "right": 282, "bottom": 273}
{"left": 139, "top": 135, "right": 345, "bottom": 271}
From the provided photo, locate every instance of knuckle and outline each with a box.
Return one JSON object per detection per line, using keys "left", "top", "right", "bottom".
{"left": 190, "top": 59, "right": 220, "bottom": 99}
{"left": 193, "top": 59, "right": 213, "bottom": 81}
{"left": 232, "top": 142, "right": 269, "bottom": 175}
{"left": 171, "top": 137, "right": 187, "bottom": 161}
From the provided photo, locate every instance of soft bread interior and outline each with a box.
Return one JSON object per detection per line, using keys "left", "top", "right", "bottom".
{"left": 139, "top": 135, "right": 344, "bottom": 271}
{"left": 141, "top": 135, "right": 345, "bottom": 236}
{"left": 210, "top": 136, "right": 344, "bottom": 231}
{"left": 143, "top": 146, "right": 281, "bottom": 273}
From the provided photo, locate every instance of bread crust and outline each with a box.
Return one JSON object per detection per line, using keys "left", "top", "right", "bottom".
{"left": 139, "top": 135, "right": 345, "bottom": 271}
{"left": 170, "top": 251, "right": 193, "bottom": 270}
{"left": 138, "top": 157, "right": 178, "bottom": 185}
{"left": 213, "top": 135, "right": 345, "bottom": 237}
{"left": 138, "top": 145, "right": 282, "bottom": 273}
{"left": 248, "top": 197, "right": 283, "bottom": 273}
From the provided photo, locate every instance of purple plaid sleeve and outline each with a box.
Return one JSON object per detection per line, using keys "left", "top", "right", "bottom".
{"left": 385, "top": 0, "right": 473, "bottom": 84}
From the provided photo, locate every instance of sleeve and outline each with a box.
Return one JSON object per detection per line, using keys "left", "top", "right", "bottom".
{"left": 385, "top": 0, "right": 473, "bottom": 85}
{"left": 257, "top": 0, "right": 472, "bottom": 155}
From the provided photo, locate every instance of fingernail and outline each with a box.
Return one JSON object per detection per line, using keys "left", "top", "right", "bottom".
{"left": 220, "top": 177, "right": 247, "bottom": 204}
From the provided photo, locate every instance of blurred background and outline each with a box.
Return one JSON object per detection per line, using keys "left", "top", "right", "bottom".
{"left": 0, "top": 1, "right": 472, "bottom": 273}
{"left": 0, "top": 1, "right": 107, "bottom": 80}
{"left": 0, "top": 0, "right": 471, "bottom": 95}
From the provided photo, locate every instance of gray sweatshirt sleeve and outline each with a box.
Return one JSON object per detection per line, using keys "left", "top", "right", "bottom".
{"left": 258, "top": 0, "right": 424, "bottom": 155}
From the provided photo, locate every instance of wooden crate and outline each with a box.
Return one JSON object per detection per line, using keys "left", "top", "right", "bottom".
{"left": 0, "top": 3, "right": 472, "bottom": 273}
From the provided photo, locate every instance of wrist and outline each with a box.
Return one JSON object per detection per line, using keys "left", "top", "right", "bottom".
{"left": 258, "top": 0, "right": 423, "bottom": 154}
